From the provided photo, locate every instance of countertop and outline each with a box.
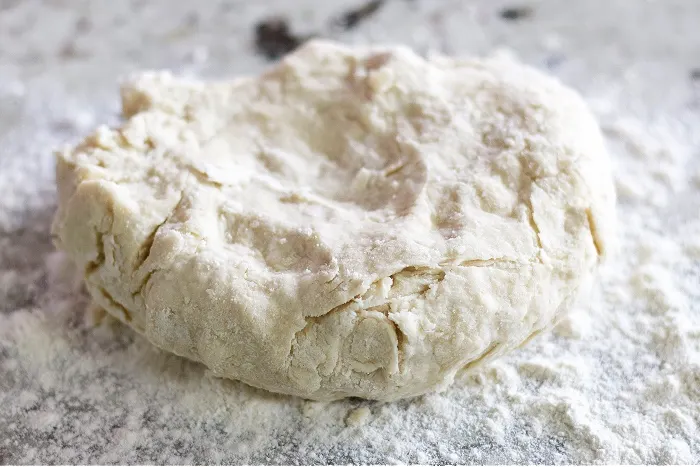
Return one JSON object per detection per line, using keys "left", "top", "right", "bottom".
{"left": 1, "top": 0, "right": 699, "bottom": 464}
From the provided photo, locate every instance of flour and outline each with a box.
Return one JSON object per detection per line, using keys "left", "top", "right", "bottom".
{"left": 1, "top": 0, "right": 700, "bottom": 464}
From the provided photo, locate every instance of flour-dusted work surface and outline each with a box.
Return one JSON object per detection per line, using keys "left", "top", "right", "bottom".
{"left": 1, "top": 0, "right": 699, "bottom": 464}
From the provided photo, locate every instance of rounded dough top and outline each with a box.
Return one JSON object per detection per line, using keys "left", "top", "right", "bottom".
{"left": 53, "top": 40, "right": 615, "bottom": 400}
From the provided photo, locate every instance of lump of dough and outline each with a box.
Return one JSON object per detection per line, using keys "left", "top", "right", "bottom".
{"left": 52, "top": 40, "right": 615, "bottom": 401}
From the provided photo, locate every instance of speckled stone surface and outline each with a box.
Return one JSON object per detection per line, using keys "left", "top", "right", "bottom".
{"left": 2, "top": 0, "right": 700, "bottom": 464}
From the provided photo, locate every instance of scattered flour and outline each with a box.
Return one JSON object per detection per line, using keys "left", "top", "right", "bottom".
{"left": 1, "top": 0, "right": 699, "bottom": 464}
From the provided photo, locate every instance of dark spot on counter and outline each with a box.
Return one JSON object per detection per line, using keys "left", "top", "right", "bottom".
{"left": 183, "top": 11, "right": 200, "bottom": 29}
{"left": 336, "top": 0, "right": 385, "bottom": 30}
{"left": 113, "top": 15, "right": 128, "bottom": 28}
{"left": 545, "top": 54, "right": 566, "bottom": 70}
{"left": 690, "top": 68, "right": 700, "bottom": 81}
{"left": 19, "top": 49, "right": 43, "bottom": 65}
{"left": 59, "top": 41, "right": 89, "bottom": 60}
{"left": 254, "top": 17, "right": 309, "bottom": 61}
{"left": 51, "top": 119, "right": 75, "bottom": 132}
{"left": 499, "top": 5, "right": 533, "bottom": 21}
{"left": 219, "top": 2, "right": 235, "bottom": 13}
{"left": 74, "top": 16, "right": 92, "bottom": 34}
{"left": 0, "top": 0, "right": 21, "bottom": 11}
{"left": 128, "top": 0, "right": 146, "bottom": 11}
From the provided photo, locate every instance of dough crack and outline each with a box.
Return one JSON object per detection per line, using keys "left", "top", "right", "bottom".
{"left": 133, "top": 217, "right": 169, "bottom": 272}
{"left": 85, "top": 229, "right": 106, "bottom": 276}
{"left": 455, "top": 257, "right": 524, "bottom": 268}
{"left": 84, "top": 199, "right": 115, "bottom": 277}
{"left": 460, "top": 341, "right": 501, "bottom": 373}
{"left": 96, "top": 286, "right": 133, "bottom": 323}
{"left": 132, "top": 269, "right": 157, "bottom": 299}
{"left": 526, "top": 196, "right": 544, "bottom": 254}
{"left": 182, "top": 163, "right": 224, "bottom": 188}
{"left": 585, "top": 208, "right": 603, "bottom": 257}
{"left": 131, "top": 192, "right": 185, "bottom": 298}
{"left": 387, "top": 316, "right": 407, "bottom": 373}
{"left": 290, "top": 266, "right": 445, "bottom": 378}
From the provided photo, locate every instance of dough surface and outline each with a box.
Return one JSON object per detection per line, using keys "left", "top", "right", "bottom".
{"left": 52, "top": 40, "right": 615, "bottom": 401}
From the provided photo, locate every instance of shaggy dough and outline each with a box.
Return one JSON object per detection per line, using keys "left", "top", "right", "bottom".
{"left": 52, "top": 40, "right": 615, "bottom": 401}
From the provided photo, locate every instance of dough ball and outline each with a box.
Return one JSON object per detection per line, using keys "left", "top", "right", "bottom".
{"left": 52, "top": 40, "right": 615, "bottom": 400}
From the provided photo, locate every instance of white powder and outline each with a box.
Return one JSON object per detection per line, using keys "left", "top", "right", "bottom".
{"left": 1, "top": 0, "right": 699, "bottom": 464}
